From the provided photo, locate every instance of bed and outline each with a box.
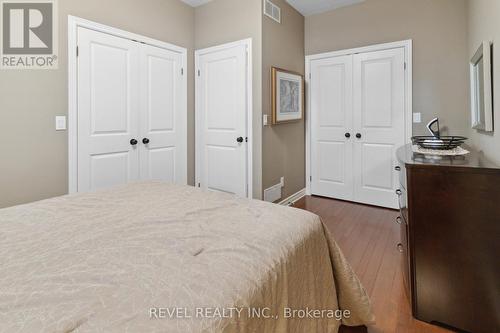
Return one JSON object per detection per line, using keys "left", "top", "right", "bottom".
{"left": 0, "top": 181, "right": 374, "bottom": 332}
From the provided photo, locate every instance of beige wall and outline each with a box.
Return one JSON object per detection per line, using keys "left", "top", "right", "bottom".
{"left": 195, "top": 0, "right": 263, "bottom": 199}
{"left": 0, "top": 0, "right": 195, "bottom": 208}
{"left": 2, "top": 0, "right": 481, "bottom": 208}
{"left": 467, "top": 0, "right": 500, "bottom": 164}
{"left": 262, "top": 0, "right": 305, "bottom": 199}
{"left": 305, "top": 0, "right": 469, "bottom": 136}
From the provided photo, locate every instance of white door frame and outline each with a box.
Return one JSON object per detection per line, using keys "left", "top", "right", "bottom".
{"left": 305, "top": 39, "right": 413, "bottom": 196}
{"left": 195, "top": 38, "right": 253, "bottom": 198}
{"left": 67, "top": 15, "right": 187, "bottom": 194}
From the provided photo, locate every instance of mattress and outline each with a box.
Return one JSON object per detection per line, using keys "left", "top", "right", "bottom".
{"left": 0, "top": 182, "right": 374, "bottom": 332}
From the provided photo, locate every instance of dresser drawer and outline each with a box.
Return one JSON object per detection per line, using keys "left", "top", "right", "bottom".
{"left": 397, "top": 216, "right": 410, "bottom": 302}
{"left": 397, "top": 186, "right": 408, "bottom": 223}
{"left": 396, "top": 163, "right": 407, "bottom": 189}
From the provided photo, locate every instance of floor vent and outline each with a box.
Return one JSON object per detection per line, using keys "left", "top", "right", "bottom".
{"left": 264, "top": 183, "right": 282, "bottom": 203}
{"left": 264, "top": 0, "right": 281, "bottom": 23}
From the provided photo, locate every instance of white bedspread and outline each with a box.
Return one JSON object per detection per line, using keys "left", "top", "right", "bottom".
{"left": 0, "top": 182, "right": 373, "bottom": 332}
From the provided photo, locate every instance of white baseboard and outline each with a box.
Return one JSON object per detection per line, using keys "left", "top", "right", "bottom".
{"left": 279, "top": 188, "right": 306, "bottom": 206}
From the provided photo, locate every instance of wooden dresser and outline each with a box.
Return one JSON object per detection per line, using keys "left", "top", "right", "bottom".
{"left": 396, "top": 145, "right": 500, "bottom": 333}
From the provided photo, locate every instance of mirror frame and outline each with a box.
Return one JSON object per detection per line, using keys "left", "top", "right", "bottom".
{"left": 470, "top": 41, "right": 493, "bottom": 132}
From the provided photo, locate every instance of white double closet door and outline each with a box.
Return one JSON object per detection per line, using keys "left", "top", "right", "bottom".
{"left": 77, "top": 27, "right": 186, "bottom": 192}
{"left": 310, "top": 48, "right": 406, "bottom": 209}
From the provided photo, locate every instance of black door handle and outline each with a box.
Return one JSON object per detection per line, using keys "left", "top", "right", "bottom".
{"left": 142, "top": 138, "right": 150, "bottom": 144}
{"left": 130, "top": 139, "right": 138, "bottom": 146}
{"left": 237, "top": 137, "right": 244, "bottom": 143}
{"left": 356, "top": 133, "right": 362, "bottom": 139}
{"left": 345, "top": 133, "right": 351, "bottom": 138}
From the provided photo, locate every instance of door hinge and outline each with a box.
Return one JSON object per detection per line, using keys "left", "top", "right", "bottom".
{"left": 404, "top": 62, "right": 407, "bottom": 70}
{"left": 181, "top": 68, "right": 184, "bottom": 75}
{"left": 197, "top": 70, "right": 201, "bottom": 76}
{"left": 76, "top": 46, "right": 79, "bottom": 57}
{"left": 309, "top": 73, "right": 311, "bottom": 80}
{"left": 310, "top": 176, "right": 312, "bottom": 182}
{"left": 198, "top": 183, "right": 201, "bottom": 187}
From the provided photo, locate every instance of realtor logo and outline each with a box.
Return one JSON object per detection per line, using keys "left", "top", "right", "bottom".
{"left": 1, "top": 0, "right": 58, "bottom": 69}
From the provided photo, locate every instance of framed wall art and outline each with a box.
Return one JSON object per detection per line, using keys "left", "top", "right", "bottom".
{"left": 271, "top": 67, "right": 304, "bottom": 124}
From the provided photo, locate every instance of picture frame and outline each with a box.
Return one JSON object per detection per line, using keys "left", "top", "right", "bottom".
{"left": 470, "top": 41, "right": 494, "bottom": 132}
{"left": 271, "top": 67, "right": 304, "bottom": 124}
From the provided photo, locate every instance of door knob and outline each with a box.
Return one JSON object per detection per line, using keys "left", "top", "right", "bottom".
{"left": 356, "top": 133, "right": 362, "bottom": 139}
{"left": 345, "top": 133, "right": 351, "bottom": 138}
{"left": 130, "top": 139, "right": 138, "bottom": 146}
{"left": 142, "top": 138, "right": 150, "bottom": 144}
{"left": 236, "top": 137, "right": 244, "bottom": 143}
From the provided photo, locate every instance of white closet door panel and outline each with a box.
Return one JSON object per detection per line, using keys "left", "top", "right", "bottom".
{"left": 139, "top": 44, "right": 185, "bottom": 184}
{"left": 310, "top": 55, "right": 353, "bottom": 200}
{"left": 90, "top": 152, "right": 130, "bottom": 189}
{"left": 90, "top": 45, "right": 129, "bottom": 134}
{"left": 206, "top": 145, "right": 240, "bottom": 194}
{"left": 148, "top": 147, "right": 175, "bottom": 183}
{"left": 77, "top": 27, "right": 140, "bottom": 192}
{"left": 353, "top": 48, "right": 405, "bottom": 208}
{"left": 198, "top": 44, "right": 248, "bottom": 197}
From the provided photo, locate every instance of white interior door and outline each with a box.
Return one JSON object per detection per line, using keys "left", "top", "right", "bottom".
{"left": 196, "top": 41, "right": 249, "bottom": 197}
{"left": 308, "top": 46, "right": 406, "bottom": 209}
{"left": 353, "top": 48, "right": 405, "bottom": 209}
{"left": 310, "top": 55, "right": 354, "bottom": 201}
{"left": 77, "top": 27, "right": 140, "bottom": 192}
{"left": 139, "top": 44, "right": 186, "bottom": 184}
{"left": 76, "top": 25, "right": 186, "bottom": 193}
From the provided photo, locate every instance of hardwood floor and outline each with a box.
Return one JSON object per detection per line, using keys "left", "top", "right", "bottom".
{"left": 294, "top": 195, "right": 454, "bottom": 333}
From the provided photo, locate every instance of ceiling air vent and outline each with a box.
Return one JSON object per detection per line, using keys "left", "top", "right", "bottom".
{"left": 264, "top": 0, "right": 281, "bottom": 23}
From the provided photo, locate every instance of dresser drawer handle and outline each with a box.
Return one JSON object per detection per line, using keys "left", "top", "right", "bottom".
{"left": 396, "top": 216, "right": 402, "bottom": 224}
{"left": 396, "top": 189, "right": 402, "bottom": 196}
{"left": 395, "top": 166, "right": 401, "bottom": 171}
{"left": 397, "top": 243, "right": 404, "bottom": 253}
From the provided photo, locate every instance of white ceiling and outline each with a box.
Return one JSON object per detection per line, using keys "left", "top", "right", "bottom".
{"left": 285, "top": 0, "right": 365, "bottom": 16}
{"left": 180, "top": 0, "right": 212, "bottom": 7}
{"left": 180, "top": 0, "right": 365, "bottom": 16}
